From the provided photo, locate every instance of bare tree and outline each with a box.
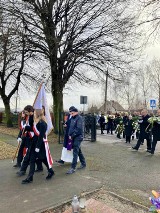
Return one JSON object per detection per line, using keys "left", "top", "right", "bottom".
{"left": 137, "top": 0, "right": 160, "bottom": 39}
{"left": 148, "top": 59, "right": 160, "bottom": 108}
{"left": 0, "top": 2, "right": 41, "bottom": 126}
{"left": 137, "top": 66, "right": 152, "bottom": 108}
{"left": 112, "top": 75, "right": 139, "bottom": 112}
{"left": 9, "top": 0, "right": 142, "bottom": 132}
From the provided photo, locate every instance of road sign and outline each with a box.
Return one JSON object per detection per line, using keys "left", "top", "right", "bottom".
{"left": 150, "top": 99, "right": 156, "bottom": 108}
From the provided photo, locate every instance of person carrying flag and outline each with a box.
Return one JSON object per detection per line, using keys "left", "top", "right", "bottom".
{"left": 21, "top": 108, "right": 54, "bottom": 184}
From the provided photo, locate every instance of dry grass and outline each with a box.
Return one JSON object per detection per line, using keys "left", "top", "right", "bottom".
{"left": 48, "top": 131, "right": 60, "bottom": 143}
{"left": 0, "top": 125, "right": 59, "bottom": 143}
{"left": 0, "top": 125, "right": 19, "bottom": 137}
{"left": 0, "top": 141, "right": 17, "bottom": 160}
{"left": 0, "top": 125, "right": 60, "bottom": 160}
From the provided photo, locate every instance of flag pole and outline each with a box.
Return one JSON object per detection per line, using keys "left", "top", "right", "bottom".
{"left": 32, "top": 82, "right": 44, "bottom": 107}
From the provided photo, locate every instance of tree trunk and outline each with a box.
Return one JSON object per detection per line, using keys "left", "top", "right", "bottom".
{"left": 2, "top": 96, "right": 13, "bottom": 127}
{"left": 158, "top": 87, "right": 160, "bottom": 109}
{"left": 52, "top": 85, "right": 63, "bottom": 134}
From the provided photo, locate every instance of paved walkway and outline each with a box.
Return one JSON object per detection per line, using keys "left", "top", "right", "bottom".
{"left": 0, "top": 130, "right": 158, "bottom": 213}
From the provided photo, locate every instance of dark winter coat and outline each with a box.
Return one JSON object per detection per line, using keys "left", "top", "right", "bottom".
{"left": 68, "top": 114, "right": 83, "bottom": 141}
{"left": 24, "top": 115, "right": 34, "bottom": 133}
{"left": 123, "top": 116, "right": 128, "bottom": 124}
{"left": 98, "top": 116, "right": 105, "bottom": 124}
{"left": 138, "top": 114, "right": 150, "bottom": 140}
{"left": 22, "top": 115, "right": 34, "bottom": 148}
{"left": 152, "top": 121, "right": 160, "bottom": 141}
{"left": 34, "top": 120, "right": 48, "bottom": 160}
{"left": 124, "top": 119, "right": 134, "bottom": 136}
{"left": 63, "top": 114, "right": 72, "bottom": 148}
{"left": 107, "top": 117, "right": 114, "bottom": 129}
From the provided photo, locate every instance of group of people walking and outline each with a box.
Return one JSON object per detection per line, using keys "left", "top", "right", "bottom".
{"left": 132, "top": 109, "right": 160, "bottom": 154}
{"left": 99, "top": 109, "right": 160, "bottom": 154}
{"left": 14, "top": 104, "right": 160, "bottom": 184}
{"left": 13, "top": 105, "right": 54, "bottom": 184}
{"left": 13, "top": 105, "right": 86, "bottom": 184}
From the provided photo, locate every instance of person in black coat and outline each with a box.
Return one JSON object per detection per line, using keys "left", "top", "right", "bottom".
{"left": 149, "top": 109, "right": 160, "bottom": 154}
{"left": 107, "top": 115, "right": 114, "bottom": 134}
{"left": 14, "top": 105, "right": 40, "bottom": 169}
{"left": 13, "top": 110, "right": 27, "bottom": 168}
{"left": 132, "top": 109, "right": 151, "bottom": 151}
{"left": 98, "top": 114, "right": 105, "bottom": 134}
{"left": 123, "top": 112, "right": 128, "bottom": 138}
{"left": 16, "top": 105, "right": 43, "bottom": 176}
{"left": 56, "top": 106, "right": 75, "bottom": 164}
{"left": 124, "top": 115, "right": 134, "bottom": 143}
{"left": 21, "top": 109, "right": 54, "bottom": 184}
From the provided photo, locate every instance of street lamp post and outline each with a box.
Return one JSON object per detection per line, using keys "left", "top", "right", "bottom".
{"left": 104, "top": 68, "right": 108, "bottom": 113}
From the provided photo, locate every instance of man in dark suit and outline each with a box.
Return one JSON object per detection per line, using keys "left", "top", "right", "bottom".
{"left": 132, "top": 109, "right": 151, "bottom": 151}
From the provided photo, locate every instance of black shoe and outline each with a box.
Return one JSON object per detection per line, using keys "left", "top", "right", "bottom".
{"left": 46, "top": 169, "right": 55, "bottom": 180}
{"left": 146, "top": 149, "right": 151, "bottom": 152}
{"left": 56, "top": 160, "right": 64, "bottom": 165}
{"left": 132, "top": 136, "right": 134, "bottom": 140}
{"left": 21, "top": 176, "right": 33, "bottom": 184}
{"left": 77, "top": 164, "right": 86, "bottom": 170}
{"left": 35, "top": 168, "right": 43, "bottom": 172}
{"left": 66, "top": 168, "right": 75, "bottom": 174}
{"left": 148, "top": 150, "right": 154, "bottom": 154}
{"left": 13, "top": 164, "right": 21, "bottom": 168}
{"left": 16, "top": 171, "right": 26, "bottom": 176}
{"left": 132, "top": 147, "right": 138, "bottom": 150}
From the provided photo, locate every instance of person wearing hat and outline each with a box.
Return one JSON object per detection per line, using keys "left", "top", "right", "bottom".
{"left": 66, "top": 107, "right": 86, "bottom": 174}
{"left": 56, "top": 106, "right": 77, "bottom": 164}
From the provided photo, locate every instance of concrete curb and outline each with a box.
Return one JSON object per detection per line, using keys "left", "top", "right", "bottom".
{"left": 107, "top": 191, "right": 149, "bottom": 212}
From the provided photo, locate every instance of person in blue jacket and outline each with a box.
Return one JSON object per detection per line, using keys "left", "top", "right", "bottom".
{"left": 66, "top": 107, "right": 86, "bottom": 174}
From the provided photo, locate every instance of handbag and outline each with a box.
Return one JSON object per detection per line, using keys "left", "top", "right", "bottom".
{"left": 67, "top": 138, "right": 73, "bottom": 151}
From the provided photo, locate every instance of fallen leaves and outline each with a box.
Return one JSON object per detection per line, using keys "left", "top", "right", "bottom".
{"left": 0, "top": 125, "right": 19, "bottom": 137}
{"left": 0, "top": 141, "right": 17, "bottom": 160}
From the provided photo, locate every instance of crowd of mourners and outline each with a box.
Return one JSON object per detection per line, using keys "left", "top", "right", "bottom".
{"left": 13, "top": 105, "right": 160, "bottom": 185}
{"left": 98, "top": 109, "right": 160, "bottom": 154}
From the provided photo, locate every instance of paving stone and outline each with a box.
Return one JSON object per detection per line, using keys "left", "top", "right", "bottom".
{"left": 64, "top": 198, "right": 121, "bottom": 213}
